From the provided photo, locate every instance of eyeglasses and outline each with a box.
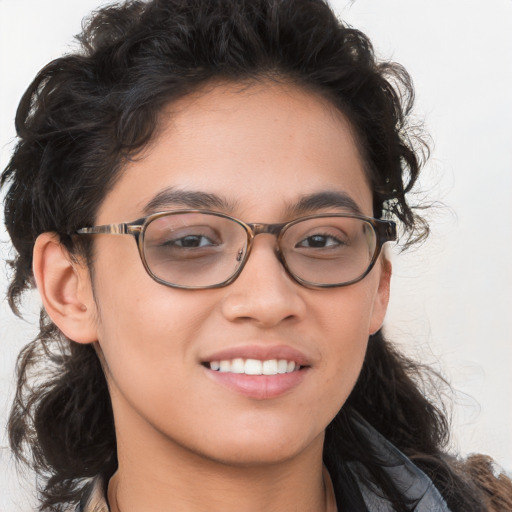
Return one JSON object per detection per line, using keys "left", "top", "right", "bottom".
{"left": 76, "top": 210, "right": 396, "bottom": 289}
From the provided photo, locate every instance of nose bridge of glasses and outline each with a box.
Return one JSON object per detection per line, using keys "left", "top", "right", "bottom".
{"left": 241, "top": 223, "right": 286, "bottom": 276}
{"left": 244, "top": 222, "right": 286, "bottom": 264}
{"left": 248, "top": 222, "right": 286, "bottom": 238}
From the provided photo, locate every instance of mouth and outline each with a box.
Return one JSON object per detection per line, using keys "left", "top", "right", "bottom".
{"left": 201, "top": 346, "right": 311, "bottom": 399}
{"left": 203, "top": 358, "right": 304, "bottom": 375}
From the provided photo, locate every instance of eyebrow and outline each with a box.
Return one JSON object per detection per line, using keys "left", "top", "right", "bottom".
{"left": 288, "top": 191, "right": 363, "bottom": 217}
{"left": 143, "top": 187, "right": 238, "bottom": 214}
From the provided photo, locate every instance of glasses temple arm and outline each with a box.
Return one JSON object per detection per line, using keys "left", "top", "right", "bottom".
{"left": 378, "top": 221, "right": 397, "bottom": 243}
{"left": 76, "top": 223, "right": 132, "bottom": 235}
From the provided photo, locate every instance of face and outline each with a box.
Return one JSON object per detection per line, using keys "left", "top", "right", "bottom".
{"left": 85, "top": 82, "right": 390, "bottom": 467}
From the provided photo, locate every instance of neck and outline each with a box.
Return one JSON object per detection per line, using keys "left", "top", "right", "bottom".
{"left": 108, "top": 421, "right": 329, "bottom": 512}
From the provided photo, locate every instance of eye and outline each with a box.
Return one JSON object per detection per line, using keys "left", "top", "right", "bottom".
{"left": 148, "top": 228, "right": 222, "bottom": 253}
{"left": 295, "top": 233, "right": 346, "bottom": 249}
{"left": 169, "top": 234, "right": 216, "bottom": 248}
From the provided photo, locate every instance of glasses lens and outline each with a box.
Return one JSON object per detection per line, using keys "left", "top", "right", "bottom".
{"left": 143, "top": 212, "right": 248, "bottom": 287}
{"left": 281, "top": 216, "right": 377, "bottom": 285}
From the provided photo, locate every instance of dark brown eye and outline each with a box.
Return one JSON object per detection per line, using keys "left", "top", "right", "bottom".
{"left": 296, "top": 234, "right": 345, "bottom": 248}
{"left": 170, "top": 234, "right": 215, "bottom": 248}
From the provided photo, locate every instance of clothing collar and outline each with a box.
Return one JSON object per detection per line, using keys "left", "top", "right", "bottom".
{"left": 346, "top": 415, "right": 452, "bottom": 511}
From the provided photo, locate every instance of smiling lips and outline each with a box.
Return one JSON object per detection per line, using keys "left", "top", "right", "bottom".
{"left": 207, "top": 358, "right": 300, "bottom": 375}
{"left": 202, "top": 346, "right": 310, "bottom": 399}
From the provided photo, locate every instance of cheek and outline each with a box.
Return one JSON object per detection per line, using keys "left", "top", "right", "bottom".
{"left": 92, "top": 282, "right": 216, "bottom": 440}
{"left": 309, "top": 284, "right": 378, "bottom": 410}
{"left": 92, "top": 236, "right": 209, "bottom": 346}
{"left": 94, "top": 283, "right": 208, "bottom": 366}
{"left": 314, "top": 279, "right": 379, "bottom": 343}
{"left": 90, "top": 246, "right": 208, "bottom": 388}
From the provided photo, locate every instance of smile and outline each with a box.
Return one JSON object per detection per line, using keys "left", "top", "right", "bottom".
{"left": 206, "top": 358, "right": 301, "bottom": 375}
{"left": 201, "top": 345, "right": 311, "bottom": 398}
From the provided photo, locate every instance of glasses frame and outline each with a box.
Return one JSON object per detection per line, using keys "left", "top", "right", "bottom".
{"left": 76, "top": 209, "right": 397, "bottom": 289}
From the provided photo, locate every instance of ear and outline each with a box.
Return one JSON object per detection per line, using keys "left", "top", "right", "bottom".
{"left": 33, "top": 232, "right": 98, "bottom": 344}
{"left": 368, "top": 256, "right": 392, "bottom": 335}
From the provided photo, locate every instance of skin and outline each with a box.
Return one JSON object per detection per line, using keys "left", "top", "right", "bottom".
{"left": 34, "top": 81, "right": 391, "bottom": 512}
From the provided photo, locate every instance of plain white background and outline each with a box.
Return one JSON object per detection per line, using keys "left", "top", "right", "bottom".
{"left": 1, "top": 0, "right": 511, "bottom": 509}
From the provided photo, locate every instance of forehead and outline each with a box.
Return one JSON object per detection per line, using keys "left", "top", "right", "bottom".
{"left": 96, "top": 81, "right": 372, "bottom": 222}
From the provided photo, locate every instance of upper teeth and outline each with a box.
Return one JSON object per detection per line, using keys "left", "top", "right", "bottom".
{"left": 208, "top": 358, "right": 298, "bottom": 375}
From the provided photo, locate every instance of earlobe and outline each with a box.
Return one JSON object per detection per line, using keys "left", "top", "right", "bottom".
{"left": 369, "top": 257, "right": 392, "bottom": 335}
{"left": 33, "top": 233, "right": 98, "bottom": 344}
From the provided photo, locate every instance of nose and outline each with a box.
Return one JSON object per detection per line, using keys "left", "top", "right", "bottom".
{"left": 220, "top": 236, "right": 307, "bottom": 328}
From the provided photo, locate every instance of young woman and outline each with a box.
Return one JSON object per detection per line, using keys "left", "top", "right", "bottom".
{"left": 2, "top": 0, "right": 511, "bottom": 511}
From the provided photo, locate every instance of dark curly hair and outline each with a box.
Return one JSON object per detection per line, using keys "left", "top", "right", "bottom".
{"left": 2, "top": 0, "right": 503, "bottom": 510}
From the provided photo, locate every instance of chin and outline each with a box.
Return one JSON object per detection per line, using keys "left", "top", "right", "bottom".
{"left": 204, "top": 445, "right": 305, "bottom": 468}
{"left": 195, "top": 427, "right": 325, "bottom": 468}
